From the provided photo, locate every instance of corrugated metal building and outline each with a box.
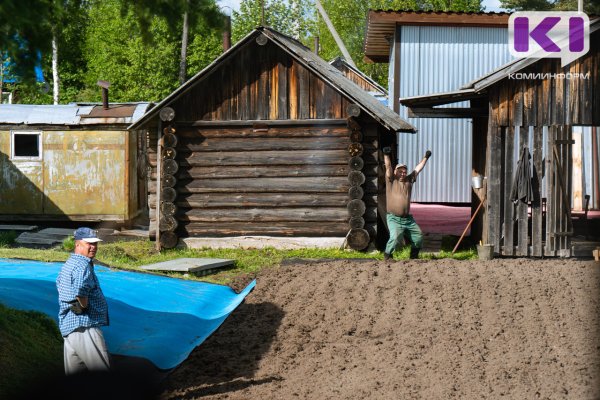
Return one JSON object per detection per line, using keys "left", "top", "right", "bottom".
{"left": 364, "top": 11, "right": 513, "bottom": 203}
{"left": 0, "top": 102, "right": 152, "bottom": 223}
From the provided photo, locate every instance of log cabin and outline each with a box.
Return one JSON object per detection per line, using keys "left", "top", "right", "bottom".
{"left": 129, "top": 27, "right": 416, "bottom": 250}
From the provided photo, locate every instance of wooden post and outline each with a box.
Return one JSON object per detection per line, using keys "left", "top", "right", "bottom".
{"left": 531, "top": 126, "right": 544, "bottom": 257}
{"left": 503, "top": 126, "right": 515, "bottom": 255}
{"left": 517, "top": 126, "right": 529, "bottom": 256}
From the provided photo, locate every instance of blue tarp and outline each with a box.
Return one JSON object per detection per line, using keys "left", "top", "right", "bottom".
{"left": 0, "top": 258, "right": 255, "bottom": 370}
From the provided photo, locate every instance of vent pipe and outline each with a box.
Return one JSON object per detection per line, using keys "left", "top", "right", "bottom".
{"left": 97, "top": 80, "right": 111, "bottom": 110}
{"left": 223, "top": 14, "right": 231, "bottom": 51}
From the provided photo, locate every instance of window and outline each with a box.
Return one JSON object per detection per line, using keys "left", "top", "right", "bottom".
{"left": 11, "top": 131, "right": 41, "bottom": 159}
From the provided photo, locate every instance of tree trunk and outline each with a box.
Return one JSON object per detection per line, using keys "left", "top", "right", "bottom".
{"left": 52, "top": 34, "right": 59, "bottom": 104}
{"left": 179, "top": 11, "right": 189, "bottom": 85}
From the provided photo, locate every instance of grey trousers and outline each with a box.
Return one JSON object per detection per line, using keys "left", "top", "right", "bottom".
{"left": 63, "top": 327, "right": 111, "bottom": 375}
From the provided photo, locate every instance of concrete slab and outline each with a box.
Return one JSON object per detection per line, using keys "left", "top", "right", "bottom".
{"left": 38, "top": 228, "right": 76, "bottom": 236}
{"left": 0, "top": 225, "right": 38, "bottom": 232}
{"left": 15, "top": 233, "right": 62, "bottom": 246}
{"left": 139, "top": 258, "right": 234, "bottom": 273}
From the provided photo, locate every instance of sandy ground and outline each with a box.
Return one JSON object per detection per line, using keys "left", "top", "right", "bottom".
{"left": 161, "top": 258, "right": 600, "bottom": 400}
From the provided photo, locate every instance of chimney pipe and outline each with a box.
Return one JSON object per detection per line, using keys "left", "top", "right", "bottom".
{"left": 314, "top": 36, "right": 319, "bottom": 55}
{"left": 223, "top": 15, "right": 231, "bottom": 51}
{"left": 97, "top": 80, "right": 111, "bottom": 110}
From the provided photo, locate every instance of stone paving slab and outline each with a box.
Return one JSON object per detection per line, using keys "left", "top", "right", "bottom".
{"left": 139, "top": 258, "right": 234, "bottom": 273}
{"left": 0, "top": 225, "right": 38, "bottom": 232}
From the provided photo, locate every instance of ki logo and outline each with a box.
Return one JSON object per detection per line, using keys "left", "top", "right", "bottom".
{"left": 509, "top": 12, "right": 590, "bottom": 67}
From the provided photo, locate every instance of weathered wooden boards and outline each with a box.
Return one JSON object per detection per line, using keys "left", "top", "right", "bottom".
{"left": 483, "top": 46, "right": 600, "bottom": 257}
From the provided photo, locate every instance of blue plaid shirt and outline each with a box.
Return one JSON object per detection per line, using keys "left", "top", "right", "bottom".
{"left": 56, "top": 253, "right": 109, "bottom": 337}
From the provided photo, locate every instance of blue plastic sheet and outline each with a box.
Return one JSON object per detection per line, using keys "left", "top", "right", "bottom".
{"left": 0, "top": 258, "right": 255, "bottom": 370}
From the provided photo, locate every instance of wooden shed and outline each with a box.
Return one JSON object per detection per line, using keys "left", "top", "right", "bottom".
{"left": 400, "top": 18, "right": 600, "bottom": 257}
{"left": 0, "top": 102, "right": 152, "bottom": 224}
{"left": 129, "top": 27, "right": 416, "bottom": 250}
{"left": 329, "top": 57, "right": 388, "bottom": 103}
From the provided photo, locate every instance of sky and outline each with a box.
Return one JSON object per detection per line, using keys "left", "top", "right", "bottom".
{"left": 216, "top": 0, "right": 508, "bottom": 14}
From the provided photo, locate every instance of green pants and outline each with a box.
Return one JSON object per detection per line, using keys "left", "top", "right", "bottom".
{"left": 385, "top": 213, "right": 423, "bottom": 255}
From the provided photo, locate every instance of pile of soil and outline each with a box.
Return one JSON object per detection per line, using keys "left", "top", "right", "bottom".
{"left": 161, "top": 258, "right": 600, "bottom": 399}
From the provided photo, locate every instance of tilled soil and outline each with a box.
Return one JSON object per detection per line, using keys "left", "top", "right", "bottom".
{"left": 161, "top": 258, "right": 600, "bottom": 400}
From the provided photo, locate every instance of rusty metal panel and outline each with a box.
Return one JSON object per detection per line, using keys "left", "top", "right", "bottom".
{"left": 0, "top": 130, "right": 44, "bottom": 214}
{"left": 42, "top": 130, "right": 127, "bottom": 216}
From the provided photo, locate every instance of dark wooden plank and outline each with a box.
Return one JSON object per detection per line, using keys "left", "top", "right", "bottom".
{"left": 580, "top": 54, "right": 592, "bottom": 125}
{"left": 503, "top": 125, "right": 515, "bottom": 255}
{"left": 179, "top": 136, "right": 349, "bottom": 152}
{"left": 176, "top": 164, "right": 351, "bottom": 179}
{"left": 149, "top": 193, "right": 377, "bottom": 208}
{"left": 298, "top": 63, "right": 310, "bottom": 119}
{"left": 179, "top": 149, "right": 356, "bottom": 166}
{"left": 178, "top": 207, "right": 348, "bottom": 222}
{"left": 594, "top": 47, "right": 600, "bottom": 126}
{"left": 498, "top": 83, "right": 510, "bottom": 126}
{"left": 159, "top": 176, "right": 350, "bottom": 193}
{"left": 257, "top": 50, "right": 269, "bottom": 120}
{"left": 487, "top": 123, "right": 503, "bottom": 252}
{"left": 545, "top": 125, "right": 556, "bottom": 256}
{"left": 517, "top": 127, "right": 529, "bottom": 256}
{"left": 179, "top": 221, "right": 348, "bottom": 237}
{"left": 523, "top": 74, "right": 537, "bottom": 127}
{"left": 553, "top": 60, "right": 565, "bottom": 125}
{"left": 278, "top": 51, "right": 288, "bottom": 120}
{"left": 567, "top": 61, "right": 579, "bottom": 125}
{"left": 512, "top": 80, "right": 523, "bottom": 127}
{"left": 531, "top": 126, "right": 544, "bottom": 257}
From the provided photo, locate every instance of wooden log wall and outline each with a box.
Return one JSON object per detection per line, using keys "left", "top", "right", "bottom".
{"left": 147, "top": 121, "right": 381, "bottom": 237}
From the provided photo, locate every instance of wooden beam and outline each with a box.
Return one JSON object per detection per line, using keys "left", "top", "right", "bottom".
{"left": 407, "top": 107, "right": 488, "bottom": 118}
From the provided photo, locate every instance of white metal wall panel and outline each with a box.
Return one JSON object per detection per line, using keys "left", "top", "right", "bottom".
{"left": 395, "top": 25, "right": 513, "bottom": 203}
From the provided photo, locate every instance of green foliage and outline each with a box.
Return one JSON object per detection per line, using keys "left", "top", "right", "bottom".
{"left": 232, "top": 0, "right": 316, "bottom": 45}
{"left": 0, "top": 303, "right": 63, "bottom": 399}
{"left": 500, "top": 0, "right": 600, "bottom": 13}
{"left": 0, "top": 231, "right": 17, "bottom": 247}
{"left": 62, "top": 236, "right": 75, "bottom": 252}
{"left": 83, "top": 0, "right": 180, "bottom": 102}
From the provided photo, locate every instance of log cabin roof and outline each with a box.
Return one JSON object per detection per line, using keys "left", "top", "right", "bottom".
{"left": 129, "top": 26, "right": 415, "bottom": 133}
{"left": 399, "top": 17, "right": 600, "bottom": 113}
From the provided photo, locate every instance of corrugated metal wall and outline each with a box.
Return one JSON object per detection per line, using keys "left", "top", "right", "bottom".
{"left": 394, "top": 25, "right": 513, "bottom": 203}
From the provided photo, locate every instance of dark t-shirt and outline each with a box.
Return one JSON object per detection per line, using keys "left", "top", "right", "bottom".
{"left": 386, "top": 171, "right": 416, "bottom": 217}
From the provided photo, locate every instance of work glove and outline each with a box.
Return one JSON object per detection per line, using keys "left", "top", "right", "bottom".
{"left": 425, "top": 150, "right": 432, "bottom": 159}
{"left": 382, "top": 146, "right": 392, "bottom": 155}
{"left": 68, "top": 300, "right": 88, "bottom": 315}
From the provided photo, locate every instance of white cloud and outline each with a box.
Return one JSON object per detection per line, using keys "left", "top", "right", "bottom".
{"left": 481, "top": 0, "right": 508, "bottom": 12}
{"left": 217, "top": 0, "right": 242, "bottom": 14}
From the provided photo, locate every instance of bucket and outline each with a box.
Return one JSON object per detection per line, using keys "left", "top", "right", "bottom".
{"left": 477, "top": 244, "right": 494, "bottom": 260}
{"left": 472, "top": 175, "right": 483, "bottom": 189}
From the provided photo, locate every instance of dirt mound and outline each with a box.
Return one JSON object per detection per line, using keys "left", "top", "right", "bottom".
{"left": 162, "top": 258, "right": 600, "bottom": 399}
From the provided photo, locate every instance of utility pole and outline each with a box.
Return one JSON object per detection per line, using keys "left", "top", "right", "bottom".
{"left": 314, "top": 0, "right": 356, "bottom": 67}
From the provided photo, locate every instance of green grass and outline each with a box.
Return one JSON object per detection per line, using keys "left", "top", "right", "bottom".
{"left": 0, "top": 303, "right": 63, "bottom": 399}
{"left": 0, "top": 236, "right": 477, "bottom": 285}
{"left": 0, "top": 231, "right": 17, "bottom": 248}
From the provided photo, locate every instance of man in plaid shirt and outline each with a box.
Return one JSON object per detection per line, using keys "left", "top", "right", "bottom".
{"left": 56, "top": 227, "right": 110, "bottom": 374}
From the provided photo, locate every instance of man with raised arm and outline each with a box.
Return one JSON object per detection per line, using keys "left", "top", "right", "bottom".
{"left": 382, "top": 147, "right": 432, "bottom": 260}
